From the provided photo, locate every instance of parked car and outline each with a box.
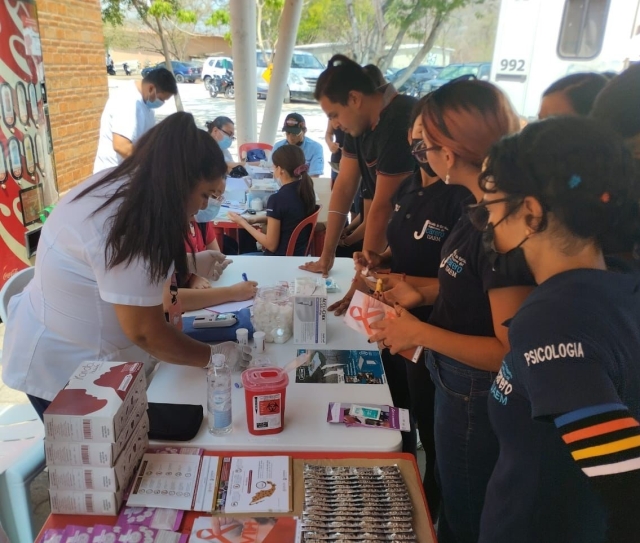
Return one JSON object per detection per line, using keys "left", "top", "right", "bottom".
{"left": 202, "top": 56, "right": 233, "bottom": 90}
{"left": 140, "top": 60, "right": 201, "bottom": 83}
{"left": 421, "top": 62, "right": 492, "bottom": 94}
{"left": 256, "top": 49, "right": 325, "bottom": 103}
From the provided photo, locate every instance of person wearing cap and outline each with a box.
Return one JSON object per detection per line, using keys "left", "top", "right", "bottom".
{"left": 272, "top": 113, "right": 324, "bottom": 177}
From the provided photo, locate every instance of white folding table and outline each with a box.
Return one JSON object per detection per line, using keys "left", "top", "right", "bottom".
{"left": 147, "top": 256, "right": 402, "bottom": 453}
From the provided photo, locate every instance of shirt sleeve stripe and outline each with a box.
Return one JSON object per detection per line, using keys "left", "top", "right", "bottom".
{"left": 376, "top": 169, "right": 415, "bottom": 178}
{"left": 562, "top": 417, "right": 640, "bottom": 444}
{"left": 582, "top": 456, "right": 640, "bottom": 477}
{"left": 572, "top": 435, "right": 640, "bottom": 461}
{"left": 341, "top": 150, "right": 357, "bottom": 159}
{"left": 555, "top": 403, "right": 627, "bottom": 427}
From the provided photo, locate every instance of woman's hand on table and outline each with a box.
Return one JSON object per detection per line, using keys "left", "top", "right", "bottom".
{"left": 187, "top": 274, "right": 211, "bottom": 290}
{"left": 229, "top": 280, "right": 258, "bottom": 301}
{"left": 381, "top": 280, "right": 424, "bottom": 309}
{"left": 328, "top": 273, "right": 368, "bottom": 316}
{"left": 369, "top": 305, "right": 423, "bottom": 355}
{"left": 300, "top": 254, "right": 335, "bottom": 278}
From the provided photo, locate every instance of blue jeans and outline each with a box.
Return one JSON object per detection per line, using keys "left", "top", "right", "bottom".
{"left": 427, "top": 351, "right": 499, "bottom": 543}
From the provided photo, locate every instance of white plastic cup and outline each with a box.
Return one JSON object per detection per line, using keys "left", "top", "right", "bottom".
{"left": 250, "top": 198, "right": 263, "bottom": 211}
{"left": 253, "top": 331, "right": 266, "bottom": 353}
{"left": 236, "top": 328, "right": 249, "bottom": 346}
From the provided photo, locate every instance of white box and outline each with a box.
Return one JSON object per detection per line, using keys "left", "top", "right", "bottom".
{"left": 45, "top": 401, "right": 148, "bottom": 467}
{"left": 48, "top": 415, "right": 149, "bottom": 492}
{"left": 44, "top": 361, "right": 146, "bottom": 442}
{"left": 49, "top": 489, "right": 123, "bottom": 515}
{"left": 293, "top": 278, "right": 327, "bottom": 344}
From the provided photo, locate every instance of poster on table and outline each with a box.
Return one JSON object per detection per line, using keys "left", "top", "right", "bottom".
{"left": 295, "top": 349, "right": 386, "bottom": 384}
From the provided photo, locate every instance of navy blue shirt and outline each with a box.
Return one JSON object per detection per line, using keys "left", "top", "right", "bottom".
{"left": 265, "top": 180, "right": 310, "bottom": 256}
{"left": 342, "top": 85, "right": 416, "bottom": 200}
{"left": 387, "top": 173, "right": 470, "bottom": 321}
{"left": 480, "top": 269, "right": 640, "bottom": 543}
{"left": 429, "top": 194, "right": 534, "bottom": 336}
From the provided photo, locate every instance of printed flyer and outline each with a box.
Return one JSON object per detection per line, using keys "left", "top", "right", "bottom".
{"left": 295, "top": 349, "right": 386, "bottom": 385}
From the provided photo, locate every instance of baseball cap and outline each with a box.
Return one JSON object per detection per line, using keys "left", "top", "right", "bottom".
{"left": 282, "top": 113, "right": 306, "bottom": 134}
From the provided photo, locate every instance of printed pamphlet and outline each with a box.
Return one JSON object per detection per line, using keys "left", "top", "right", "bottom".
{"left": 327, "top": 402, "right": 411, "bottom": 432}
{"left": 189, "top": 516, "right": 300, "bottom": 543}
{"left": 295, "top": 349, "right": 385, "bottom": 385}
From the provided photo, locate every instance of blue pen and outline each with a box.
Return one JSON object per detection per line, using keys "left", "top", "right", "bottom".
{"left": 242, "top": 273, "right": 248, "bottom": 282}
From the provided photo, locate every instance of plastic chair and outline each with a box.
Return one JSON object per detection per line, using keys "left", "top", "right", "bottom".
{"left": 0, "top": 404, "right": 46, "bottom": 543}
{"left": 0, "top": 268, "right": 34, "bottom": 323}
{"left": 286, "top": 205, "right": 322, "bottom": 256}
{"left": 238, "top": 142, "right": 273, "bottom": 162}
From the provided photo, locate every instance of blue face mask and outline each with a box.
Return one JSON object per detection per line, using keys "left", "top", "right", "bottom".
{"left": 194, "top": 198, "right": 222, "bottom": 222}
{"left": 145, "top": 90, "right": 164, "bottom": 110}
{"left": 218, "top": 134, "right": 232, "bottom": 150}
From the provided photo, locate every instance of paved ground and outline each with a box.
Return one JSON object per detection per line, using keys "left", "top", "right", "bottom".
{"left": 0, "top": 79, "right": 426, "bottom": 536}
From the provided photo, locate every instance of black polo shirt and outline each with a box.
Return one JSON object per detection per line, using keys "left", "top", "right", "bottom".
{"left": 429, "top": 195, "right": 535, "bottom": 337}
{"left": 342, "top": 85, "right": 416, "bottom": 199}
{"left": 265, "top": 180, "right": 309, "bottom": 256}
{"left": 387, "top": 173, "right": 470, "bottom": 321}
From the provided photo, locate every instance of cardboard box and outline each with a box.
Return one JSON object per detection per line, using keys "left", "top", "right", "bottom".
{"left": 49, "top": 489, "right": 123, "bottom": 516}
{"left": 48, "top": 415, "right": 149, "bottom": 492}
{"left": 45, "top": 401, "right": 148, "bottom": 467}
{"left": 44, "top": 361, "right": 146, "bottom": 442}
{"left": 293, "top": 278, "right": 327, "bottom": 345}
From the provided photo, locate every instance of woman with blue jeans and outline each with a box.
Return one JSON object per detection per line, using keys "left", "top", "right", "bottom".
{"left": 370, "top": 80, "right": 534, "bottom": 543}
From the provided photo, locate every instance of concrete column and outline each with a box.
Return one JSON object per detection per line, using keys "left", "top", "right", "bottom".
{"left": 230, "top": 0, "right": 258, "bottom": 145}
{"left": 259, "top": 0, "right": 304, "bottom": 144}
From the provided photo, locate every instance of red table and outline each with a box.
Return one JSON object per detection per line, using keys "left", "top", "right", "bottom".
{"left": 36, "top": 451, "right": 436, "bottom": 542}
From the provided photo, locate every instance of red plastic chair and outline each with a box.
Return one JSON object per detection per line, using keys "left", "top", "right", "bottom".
{"left": 238, "top": 142, "right": 273, "bottom": 162}
{"left": 286, "top": 205, "right": 322, "bottom": 256}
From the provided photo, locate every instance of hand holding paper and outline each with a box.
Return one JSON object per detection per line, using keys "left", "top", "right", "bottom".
{"left": 344, "top": 290, "right": 423, "bottom": 362}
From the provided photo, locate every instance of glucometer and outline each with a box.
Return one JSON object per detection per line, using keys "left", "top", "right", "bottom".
{"left": 193, "top": 313, "right": 238, "bottom": 328}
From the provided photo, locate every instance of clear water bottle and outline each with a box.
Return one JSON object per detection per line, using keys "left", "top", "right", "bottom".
{"left": 207, "top": 354, "right": 232, "bottom": 435}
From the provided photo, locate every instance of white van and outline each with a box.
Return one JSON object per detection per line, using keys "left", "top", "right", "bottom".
{"left": 257, "top": 49, "right": 325, "bottom": 102}
{"left": 490, "top": 0, "right": 640, "bottom": 119}
{"left": 202, "top": 56, "right": 233, "bottom": 88}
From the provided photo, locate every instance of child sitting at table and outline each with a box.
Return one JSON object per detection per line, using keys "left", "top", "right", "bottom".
{"left": 228, "top": 145, "right": 316, "bottom": 256}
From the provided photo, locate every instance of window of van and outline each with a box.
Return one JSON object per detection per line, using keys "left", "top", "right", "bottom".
{"left": 558, "top": 0, "right": 610, "bottom": 59}
{"left": 256, "top": 51, "right": 323, "bottom": 69}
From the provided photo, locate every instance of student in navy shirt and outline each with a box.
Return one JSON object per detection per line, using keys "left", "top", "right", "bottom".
{"left": 477, "top": 117, "right": 640, "bottom": 543}
{"left": 228, "top": 145, "right": 316, "bottom": 256}
{"left": 353, "top": 95, "right": 469, "bottom": 515}
{"left": 370, "top": 80, "right": 531, "bottom": 543}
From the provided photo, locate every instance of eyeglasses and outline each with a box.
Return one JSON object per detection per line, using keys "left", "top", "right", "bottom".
{"left": 211, "top": 193, "right": 225, "bottom": 204}
{"left": 219, "top": 128, "right": 236, "bottom": 141}
{"left": 411, "top": 140, "right": 441, "bottom": 164}
{"left": 467, "top": 197, "right": 515, "bottom": 231}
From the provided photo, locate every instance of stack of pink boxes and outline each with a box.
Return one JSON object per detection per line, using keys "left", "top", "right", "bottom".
{"left": 43, "top": 361, "right": 149, "bottom": 515}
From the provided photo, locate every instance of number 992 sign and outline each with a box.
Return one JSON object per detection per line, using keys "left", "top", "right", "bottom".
{"left": 499, "top": 59, "right": 526, "bottom": 72}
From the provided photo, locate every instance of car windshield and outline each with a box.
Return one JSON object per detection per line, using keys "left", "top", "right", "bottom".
{"left": 438, "top": 64, "right": 479, "bottom": 80}
{"left": 291, "top": 54, "right": 323, "bottom": 69}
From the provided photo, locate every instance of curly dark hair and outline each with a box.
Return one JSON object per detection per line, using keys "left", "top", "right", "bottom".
{"left": 479, "top": 116, "right": 640, "bottom": 254}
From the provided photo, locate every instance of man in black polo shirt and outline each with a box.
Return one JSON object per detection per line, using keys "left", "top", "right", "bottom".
{"left": 301, "top": 55, "right": 416, "bottom": 277}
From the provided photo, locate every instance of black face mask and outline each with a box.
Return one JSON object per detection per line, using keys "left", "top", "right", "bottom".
{"left": 411, "top": 139, "right": 438, "bottom": 177}
{"left": 481, "top": 219, "right": 536, "bottom": 284}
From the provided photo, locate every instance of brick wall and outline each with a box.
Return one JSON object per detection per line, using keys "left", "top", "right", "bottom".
{"left": 37, "top": 0, "right": 107, "bottom": 193}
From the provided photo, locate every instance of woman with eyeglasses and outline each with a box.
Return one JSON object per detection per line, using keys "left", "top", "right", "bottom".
{"left": 370, "top": 80, "right": 533, "bottom": 543}
{"left": 1, "top": 113, "right": 235, "bottom": 420}
{"left": 477, "top": 117, "right": 640, "bottom": 543}
{"left": 206, "top": 116, "right": 241, "bottom": 169}
{"left": 352, "top": 95, "right": 469, "bottom": 516}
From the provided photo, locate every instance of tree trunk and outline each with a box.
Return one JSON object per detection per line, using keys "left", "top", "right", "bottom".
{"left": 393, "top": 12, "right": 446, "bottom": 89}
{"left": 345, "top": 0, "right": 362, "bottom": 62}
{"left": 155, "top": 14, "right": 184, "bottom": 112}
{"left": 378, "top": 5, "right": 422, "bottom": 72}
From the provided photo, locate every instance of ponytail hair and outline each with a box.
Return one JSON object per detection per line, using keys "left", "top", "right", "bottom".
{"left": 271, "top": 145, "right": 316, "bottom": 217}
